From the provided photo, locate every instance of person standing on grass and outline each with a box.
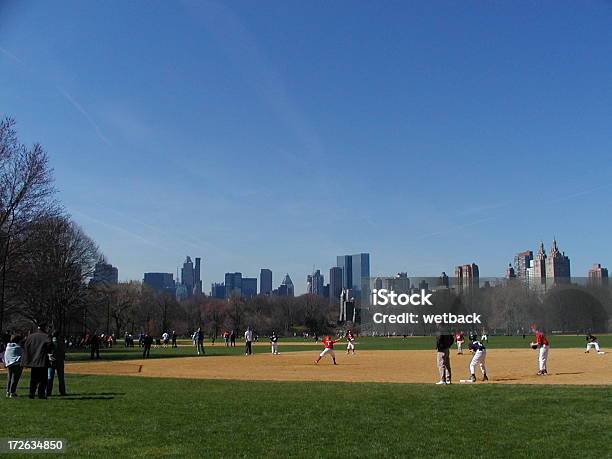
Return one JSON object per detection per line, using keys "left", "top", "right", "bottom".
{"left": 435, "top": 331, "right": 454, "bottom": 385}
{"left": 223, "top": 330, "right": 230, "bottom": 347}
{"left": 171, "top": 330, "right": 178, "bottom": 348}
{"left": 47, "top": 332, "right": 66, "bottom": 396}
{"left": 195, "top": 327, "right": 205, "bottom": 355}
{"left": 143, "top": 333, "right": 153, "bottom": 359}
{"left": 230, "top": 330, "right": 236, "bottom": 347}
{"left": 3, "top": 334, "right": 23, "bottom": 398}
{"left": 90, "top": 332, "right": 100, "bottom": 360}
{"left": 244, "top": 327, "right": 253, "bottom": 355}
{"left": 21, "top": 324, "right": 52, "bottom": 399}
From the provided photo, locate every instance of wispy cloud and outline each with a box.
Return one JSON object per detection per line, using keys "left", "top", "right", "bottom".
{"left": 0, "top": 45, "right": 22, "bottom": 64}
{"left": 57, "top": 87, "right": 111, "bottom": 146}
{"left": 70, "top": 208, "right": 169, "bottom": 252}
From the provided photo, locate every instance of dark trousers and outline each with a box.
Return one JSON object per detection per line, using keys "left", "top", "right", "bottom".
{"left": 47, "top": 364, "right": 66, "bottom": 396}
{"left": 172, "top": 338, "right": 177, "bottom": 348}
{"left": 245, "top": 341, "right": 252, "bottom": 355}
{"left": 90, "top": 347, "right": 100, "bottom": 359}
{"left": 143, "top": 345, "right": 151, "bottom": 358}
{"left": 29, "top": 367, "right": 47, "bottom": 398}
{"left": 6, "top": 365, "right": 23, "bottom": 395}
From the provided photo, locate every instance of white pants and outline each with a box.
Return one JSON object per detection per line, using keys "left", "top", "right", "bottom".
{"left": 457, "top": 341, "right": 463, "bottom": 353}
{"left": 586, "top": 342, "right": 600, "bottom": 352}
{"left": 271, "top": 343, "right": 278, "bottom": 354}
{"left": 539, "top": 345, "right": 549, "bottom": 371}
{"left": 470, "top": 350, "right": 486, "bottom": 375}
{"left": 347, "top": 341, "right": 355, "bottom": 351}
{"left": 320, "top": 348, "right": 335, "bottom": 359}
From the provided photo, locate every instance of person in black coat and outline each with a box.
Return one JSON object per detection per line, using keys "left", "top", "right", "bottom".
{"left": 21, "top": 324, "right": 52, "bottom": 399}
{"left": 143, "top": 334, "right": 153, "bottom": 358}
{"left": 435, "top": 332, "right": 454, "bottom": 385}
{"left": 47, "top": 332, "right": 66, "bottom": 396}
{"left": 90, "top": 333, "right": 100, "bottom": 360}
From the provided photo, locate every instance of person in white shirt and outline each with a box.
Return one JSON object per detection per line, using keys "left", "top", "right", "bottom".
{"left": 244, "top": 328, "right": 254, "bottom": 355}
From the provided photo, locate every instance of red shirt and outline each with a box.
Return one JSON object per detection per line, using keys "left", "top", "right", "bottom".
{"left": 535, "top": 332, "right": 549, "bottom": 346}
{"left": 456, "top": 333, "right": 464, "bottom": 341}
{"left": 322, "top": 338, "right": 336, "bottom": 349}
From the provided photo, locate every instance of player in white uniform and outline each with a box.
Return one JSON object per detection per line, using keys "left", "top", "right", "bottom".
{"left": 269, "top": 332, "right": 279, "bottom": 355}
{"left": 468, "top": 333, "right": 488, "bottom": 382}
{"left": 346, "top": 330, "right": 356, "bottom": 355}
{"left": 585, "top": 333, "right": 604, "bottom": 354}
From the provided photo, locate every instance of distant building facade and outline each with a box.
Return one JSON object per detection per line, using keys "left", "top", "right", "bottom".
{"left": 242, "top": 277, "right": 258, "bottom": 298}
{"left": 588, "top": 264, "right": 609, "bottom": 286}
{"left": 91, "top": 262, "right": 118, "bottom": 286}
{"left": 455, "top": 263, "right": 479, "bottom": 292}
{"left": 143, "top": 272, "right": 175, "bottom": 295}
{"left": 210, "top": 282, "right": 226, "bottom": 299}
{"left": 336, "top": 253, "right": 370, "bottom": 301}
{"left": 260, "top": 269, "right": 272, "bottom": 295}
{"left": 513, "top": 250, "right": 533, "bottom": 279}
{"left": 329, "top": 267, "right": 343, "bottom": 304}
{"left": 225, "top": 272, "right": 243, "bottom": 298}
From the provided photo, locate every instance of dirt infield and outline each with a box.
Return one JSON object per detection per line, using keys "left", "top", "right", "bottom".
{"left": 64, "top": 348, "right": 610, "bottom": 385}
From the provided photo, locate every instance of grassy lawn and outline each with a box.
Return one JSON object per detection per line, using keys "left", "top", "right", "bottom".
{"left": 66, "top": 334, "right": 612, "bottom": 361}
{"left": 0, "top": 374, "right": 610, "bottom": 457}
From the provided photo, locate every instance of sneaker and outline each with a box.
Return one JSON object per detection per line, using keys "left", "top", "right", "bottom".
{"left": 537, "top": 371, "right": 543, "bottom": 376}
{"left": 585, "top": 351, "right": 589, "bottom": 353}
{"left": 10, "top": 393, "right": 18, "bottom": 398}
{"left": 470, "top": 374, "right": 477, "bottom": 383}
{"left": 435, "top": 381, "right": 446, "bottom": 385}
{"left": 5, "top": 392, "right": 9, "bottom": 398}
{"left": 483, "top": 374, "right": 489, "bottom": 381}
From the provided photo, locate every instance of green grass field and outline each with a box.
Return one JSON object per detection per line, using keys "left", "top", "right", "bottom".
{"left": 67, "top": 334, "right": 612, "bottom": 361}
{"left": 0, "top": 373, "right": 610, "bottom": 457}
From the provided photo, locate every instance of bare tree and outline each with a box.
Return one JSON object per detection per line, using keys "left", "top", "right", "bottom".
{"left": 0, "top": 118, "right": 58, "bottom": 331}
{"left": 10, "top": 216, "right": 99, "bottom": 334}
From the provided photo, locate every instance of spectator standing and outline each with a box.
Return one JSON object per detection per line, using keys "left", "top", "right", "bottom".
{"left": 47, "top": 332, "right": 66, "bottom": 396}
{"left": 21, "top": 324, "right": 52, "bottom": 399}
{"left": 4, "top": 335, "right": 23, "bottom": 398}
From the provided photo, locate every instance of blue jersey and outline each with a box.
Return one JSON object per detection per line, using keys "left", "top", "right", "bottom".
{"left": 469, "top": 340, "right": 486, "bottom": 352}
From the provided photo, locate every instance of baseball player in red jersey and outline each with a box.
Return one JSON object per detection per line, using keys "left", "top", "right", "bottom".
{"left": 531, "top": 330, "right": 549, "bottom": 375}
{"left": 314, "top": 335, "right": 343, "bottom": 365}
{"left": 455, "top": 331, "right": 465, "bottom": 355}
{"left": 346, "top": 330, "right": 356, "bottom": 355}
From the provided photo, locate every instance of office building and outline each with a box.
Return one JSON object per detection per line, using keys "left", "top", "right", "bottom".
{"left": 336, "top": 253, "right": 370, "bottom": 301}
{"left": 225, "top": 272, "right": 242, "bottom": 298}
{"left": 210, "top": 283, "right": 226, "bottom": 299}
{"left": 588, "top": 264, "right": 609, "bottom": 286}
{"left": 455, "top": 263, "right": 479, "bottom": 292}
{"left": 242, "top": 277, "right": 258, "bottom": 298}
{"left": 513, "top": 251, "right": 533, "bottom": 279}
{"left": 260, "top": 269, "right": 272, "bottom": 295}
{"left": 91, "top": 262, "right": 118, "bottom": 286}
{"left": 329, "top": 267, "right": 343, "bottom": 304}
{"left": 143, "top": 272, "right": 175, "bottom": 295}
{"left": 545, "top": 239, "right": 571, "bottom": 284}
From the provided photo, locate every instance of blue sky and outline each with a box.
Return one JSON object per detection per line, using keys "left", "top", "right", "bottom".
{"left": 1, "top": 1, "right": 611, "bottom": 293}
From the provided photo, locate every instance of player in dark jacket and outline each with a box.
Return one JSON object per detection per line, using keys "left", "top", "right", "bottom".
{"left": 21, "top": 324, "right": 52, "bottom": 399}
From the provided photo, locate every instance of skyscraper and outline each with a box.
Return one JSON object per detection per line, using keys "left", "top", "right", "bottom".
{"left": 588, "top": 264, "right": 609, "bottom": 286}
{"left": 336, "top": 253, "right": 370, "bottom": 301}
{"left": 193, "top": 257, "right": 202, "bottom": 295}
{"left": 307, "top": 269, "right": 325, "bottom": 296}
{"left": 329, "top": 267, "right": 343, "bottom": 304}
{"left": 455, "top": 263, "right": 479, "bottom": 292}
{"left": 260, "top": 269, "right": 272, "bottom": 295}
{"left": 210, "top": 282, "right": 226, "bottom": 299}
{"left": 143, "top": 273, "right": 175, "bottom": 295}
{"left": 242, "top": 277, "right": 258, "bottom": 298}
{"left": 545, "top": 239, "right": 570, "bottom": 284}
{"left": 513, "top": 251, "right": 533, "bottom": 279}
{"left": 277, "top": 274, "right": 294, "bottom": 297}
{"left": 181, "top": 256, "right": 195, "bottom": 296}
{"left": 532, "top": 242, "right": 547, "bottom": 290}
{"left": 337, "top": 255, "right": 352, "bottom": 291}
{"left": 91, "top": 262, "right": 119, "bottom": 286}
{"left": 225, "top": 272, "right": 242, "bottom": 298}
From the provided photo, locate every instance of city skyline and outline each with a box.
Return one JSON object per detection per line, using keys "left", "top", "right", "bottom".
{"left": 2, "top": 2, "right": 612, "bottom": 290}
